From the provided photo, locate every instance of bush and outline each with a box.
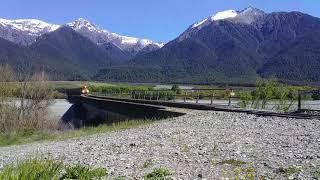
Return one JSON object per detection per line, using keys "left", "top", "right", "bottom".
{"left": 171, "top": 85, "right": 181, "bottom": 94}
{"left": 238, "top": 91, "right": 253, "bottom": 108}
{"left": 240, "top": 80, "right": 305, "bottom": 112}
{"left": 0, "top": 67, "right": 57, "bottom": 135}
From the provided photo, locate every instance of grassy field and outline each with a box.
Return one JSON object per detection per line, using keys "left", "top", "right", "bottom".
{"left": 0, "top": 119, "right": 155, "bottom": 147}
{"left": 0, "top": 158, "right": 107, "bottom": 180}
{"left": 0, "top": 157, "right": 173, "bottom": 180}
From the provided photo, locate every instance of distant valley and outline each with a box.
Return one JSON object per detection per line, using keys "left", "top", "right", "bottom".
{"left": 0, "top": 7, "right": 320, "bottom": 85}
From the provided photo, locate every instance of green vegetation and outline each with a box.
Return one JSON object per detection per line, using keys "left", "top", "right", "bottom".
{"left": 62, "top": 164, "right": 106, "bottom": 179}
{"left": 144, "top": 167, "right": 171, "bottom": 180}
{"left": 143, "top": 159, "right": 152, "bottom": 168}
{"left": 0, "top": 158, "right": 62, "bottom": 180}
{"left": 0, "top": 158, "right": 107, "bottom": 180}
{"left": 244, "top": 167, "right": 255, "bottom": 180}
{"left": 275, "top": 167, "right": 301, "bottom": 177}
{"left": 238, "top": 80, "right": 312, "bottom": 112}
{"left": 88, "top": 84, "right": 152, "bottom": 94}
{"left": 171, "top": 84, "right": 181, "bottom": 94}
{"left": 312, "top": 170, "right": 320, "bottom": 179}
{"left": 0, "top": 119, "right": 154, "bottom": 147}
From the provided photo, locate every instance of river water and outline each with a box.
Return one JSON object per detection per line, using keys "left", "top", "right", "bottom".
{"left": 48, "top": 99, "right": 72, "bottom": 119}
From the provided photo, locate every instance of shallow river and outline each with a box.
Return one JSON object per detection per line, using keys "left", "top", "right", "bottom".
{"left": 48, "top": 99, "right": 72, "bottom": 119}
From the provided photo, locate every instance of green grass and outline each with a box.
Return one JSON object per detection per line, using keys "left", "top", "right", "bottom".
{"left": 312, "top": 170, "right": 320, "bottom": 179}
{"left": 62, "top": 164, "right": 107, "bottom": 179}
{"left": 0, "top": 158, "right": 107, "bottom": 180}
{"left": 0, "top": 119, "right": 155, "bottom": 147}
{"left": 0, "top": 158, "right": 63, "bottom": 180}
{"left": 275, "top": 167, "right": 301, "bottom": 177}
{"left": 143, "top": 159, "right": 152, "bottom": 168}
{"left": 144, "top": 167, "right": 171, "bottom": 180}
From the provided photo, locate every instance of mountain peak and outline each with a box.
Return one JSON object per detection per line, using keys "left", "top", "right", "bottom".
{"left": 191, "top": 7, "right": 265, "bottom": 29}
{"left": 73, "top": 18, "right": 94, "bottom": 25}
{"left": 235, "top": 7, "right": 266, "bottom": 24}
{"left": 239, "top": 7, "right": 265, "bottom": 16}
{"left": 67, "top": 18, "right": 103, "bottom": 33}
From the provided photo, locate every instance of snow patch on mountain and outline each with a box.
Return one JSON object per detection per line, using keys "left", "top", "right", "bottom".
{"left": 192, "top": 19, "right": 208, "bottom": 28}
{"left": 191, "top": 7, "right": 265, "bottom": 30}
{"left": 0, "top": 18, "right": 59, "bottom": 34}
{"left": 0, "top": 17, "right": 163, "bottom": 54}
{"left": 67, "top": 18, "right": 164, "bottom": 54}
{"left": 0, "top": 18, "right": 60, "bottom": 45}
{"left": 181, "top": 7, "right": 266, "bottom": 41}
{"left": 211, "top": 10, "right": 238, "bottom": 21}
{"left": 192, "top": 10, "right": 238, "bottom": 29}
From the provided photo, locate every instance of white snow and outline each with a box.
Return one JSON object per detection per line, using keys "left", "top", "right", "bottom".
{"left": 211, "top": 10, "right": 238, "bottom": 21}
{"left": 0, "top": 17, "right": 164, "bottom": 50}
{"left": 121, "top": 36, "right": 139, "bottom": 44}
{"left": 192, "top": 19, "right": 208, "bottom": 28}
{"left": 67, "top": 18, "right": 164, "bottom": 49}
{"left": 0, "top": 18, "right": 60, "bottom": 34}
{"left": 191, "top": 10, "right": 238, "bottom": 29}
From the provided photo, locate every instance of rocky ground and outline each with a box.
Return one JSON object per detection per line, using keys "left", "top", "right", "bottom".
{"left": 0, "top": 110, "right": 319, "bottom": 179}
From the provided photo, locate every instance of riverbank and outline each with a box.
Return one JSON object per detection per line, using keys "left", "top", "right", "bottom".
{"left": 0, "top": 110, "right": 319, "bottom": 179}
{"left": 0, "top": 119, "right": 154, "bottom": 147}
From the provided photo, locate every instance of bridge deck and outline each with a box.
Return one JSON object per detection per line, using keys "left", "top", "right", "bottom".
{"left": 86, "top": 95, "right": 320, "bottom": 120}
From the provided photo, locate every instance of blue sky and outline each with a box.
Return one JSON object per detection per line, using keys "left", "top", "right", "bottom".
{"left": 1, "top": 0, "right": 319, "bottom": 42}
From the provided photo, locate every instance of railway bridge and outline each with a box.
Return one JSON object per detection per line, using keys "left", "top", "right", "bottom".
{"left": 65, "top": 88, "right": 320, "bottom": 129}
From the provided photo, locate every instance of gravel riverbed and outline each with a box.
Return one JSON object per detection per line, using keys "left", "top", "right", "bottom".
{"left": 0, "top": 110, "right": 319, "bottom": 179}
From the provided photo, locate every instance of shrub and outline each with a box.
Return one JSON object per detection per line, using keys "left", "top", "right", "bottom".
{"left": 171, "top": 85, "right": 181, "bottom": 94}
{"left": 240, "top": 80, "right": 306, "bottom": 112}
{"left": 238, "top": 91, "right": 253, "bottom": 108}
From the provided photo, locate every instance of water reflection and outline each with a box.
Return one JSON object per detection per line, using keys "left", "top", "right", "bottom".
{"left": 48, "top": 99, "right": 72, "bottom": 119}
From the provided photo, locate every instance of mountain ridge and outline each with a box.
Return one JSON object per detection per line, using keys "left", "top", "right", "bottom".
{"left": 1, "top": 7, "right": 320, "bottom": 84}
{"left": 95, "top": 7, "right": 320, "bottom": 84}
{"left": 0, "top": 17, "right": 163, "bottom": 55}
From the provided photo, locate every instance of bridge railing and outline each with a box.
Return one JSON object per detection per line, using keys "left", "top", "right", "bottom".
{"left": 90, "top": 88, "right": 241, "bottom": 107}
{"left": 89, "top": 87, "right": 320, "bottom": 114}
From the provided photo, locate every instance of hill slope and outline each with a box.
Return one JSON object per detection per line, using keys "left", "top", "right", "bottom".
{"left": 95, "top": 8, "right": 320, "bottom": 84}
{"left": 30, "top": 26, "right": 121, "bottom": 80}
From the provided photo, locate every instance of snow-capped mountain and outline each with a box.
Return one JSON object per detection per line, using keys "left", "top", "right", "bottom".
{"left": 0, "top": 17, "right": 163, "bottom": 55}
{"left": 66, "top": 18, "right": 164, "bottom": 55}
{"left": 180, "top": 7, "right": 265, "bottom": 40}
{"left": 0, "top": 18, "right": 60, "bottom": 45}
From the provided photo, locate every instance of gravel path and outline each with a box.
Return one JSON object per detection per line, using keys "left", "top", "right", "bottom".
{"left": 0, "top": 110, "right": 319, "bottom": 179}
